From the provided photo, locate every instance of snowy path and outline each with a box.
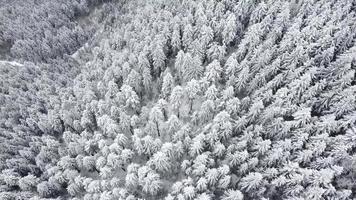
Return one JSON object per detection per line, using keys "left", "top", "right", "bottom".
{"left": 0, "top": 60, "right": 24, "bottom": 67}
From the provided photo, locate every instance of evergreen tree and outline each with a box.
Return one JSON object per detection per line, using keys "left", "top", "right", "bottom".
{"left": 170, "top": 86, "right": 184, "bottom": 118}
{"left": 3, "top": 1, "right": 356, "bottom": 199}
{"left": 222, "top": 12, "right": 238, "bottom": 45}
{"left": 185, "top": 79, "right": 200, "bottom": 113}
{"left": 162, "top": 71, "right": 175, "bottom": 99}
{"left": 149, "top": 106, "right": 164, "bottom": 137}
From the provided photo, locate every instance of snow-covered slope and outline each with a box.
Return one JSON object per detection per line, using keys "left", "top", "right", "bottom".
{"left": 1, "top": 0, "right": 356, "bottom": 199}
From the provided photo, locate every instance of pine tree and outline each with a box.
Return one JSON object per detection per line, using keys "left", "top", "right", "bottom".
{"left": 185, "top": 79, "right": 200, "bottom": 113}
{"left": 222, "top": 189, "right": 244, "bottom": 200}
{"left": 183, "top": 54, "right": 204, "bottom": 81}
{"left": 37, "top": 180, "right": 61, "bottom": 198}
{"left": 170, "top": 86, "right": 184, "bottom": 118}
{"left": 207, "top": 42, "right": 226, "bottom": 62}
{"left": 205, "top": 60, "right": 222, "bottom": 83}
{"left": 140, "top": 67, "right": 152, "bottom": 96}
{"left": 182, "top": 24, "right": 194, "bottom": 50}
{"left": 18, "top": 174, "right": 39, "bottom": 191}
{"left": 152, "top": 42, "right": 166, "bottom": 76}
{"left": 183, "top": 186, "right": 196, "bottom": 199}
{"left": 148, "top": 151, "right": 171, "bottom": 172}
{"left": 125, "top": 69, "right": 142, "bottom": 95}
{"left": 140, "top": 169, "right": 162, "bottom": 196}
{"left": 120, "top": 84, "right": 140, "bottom": 112}
{"left": 166, "top": 114, "right": 182, "bottom": 136}
{"left": 175, "top": 50, "right": 185, "bottom": 82}
{"left": 200, "top": 25, "right": 214, "bottom": 46}
{"left": 199, "top": 100, "right": 215, "bottom": 123}
{"left": 236, "top": 64, "right": 250, "bottom": 93}
{"left": 239, "top": 172, "right": 264, "bottom": 192}
{"left": 222, "top": 12, "right": 238, "bottom": 45}
{"left": 205, "top": 84, "right": 219, "bottom": 100}
{"left": 171, "top": 24, "right": 182, "bottom": 53}
{"left": 190, "top": 134, "right": 205, "bottom": 156}
{"left": 162, "top": 71, "right": 175, "bottom": 99}
{"left": 149, "top": 106, "right": 164, "bottom": 137}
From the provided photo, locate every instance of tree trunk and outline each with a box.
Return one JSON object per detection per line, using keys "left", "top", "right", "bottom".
{"left": 163, "top": 109, "right": 168, "bottom": 121}
{"left": 130, "top": 126, "right": 134, "bottom": 135}
{"left": 156, "top": 122, "right": 160, "bottom": 137}
{"left": 189, "top": 99, "right": 193, "bottom": 114}
{"left": 92, "top": 112, "right": 98, "bottom": 129}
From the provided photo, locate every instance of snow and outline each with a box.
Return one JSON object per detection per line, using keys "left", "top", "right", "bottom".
{"left": 0, "top": 60, "right": 24, "bottom": 67}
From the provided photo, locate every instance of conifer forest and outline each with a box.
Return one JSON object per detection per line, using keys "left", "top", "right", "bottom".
{"left": 1, "top": 0, "right": 356, "bottom": 199}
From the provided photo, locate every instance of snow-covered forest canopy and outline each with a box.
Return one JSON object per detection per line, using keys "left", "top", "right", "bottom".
{"left": 1, "top": 0, "right": 356, "bottom": 199}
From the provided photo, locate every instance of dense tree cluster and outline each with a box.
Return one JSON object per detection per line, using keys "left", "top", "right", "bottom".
{"left": 1, "top": 0, "right": 356, "bottom": 199}
{"left": 0, "top": 0, "right": 118, "bottom": 62}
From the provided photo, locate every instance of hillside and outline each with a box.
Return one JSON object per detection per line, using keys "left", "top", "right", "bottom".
{"left": 1, "top": 0, "right": 356, "bottom": 199}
